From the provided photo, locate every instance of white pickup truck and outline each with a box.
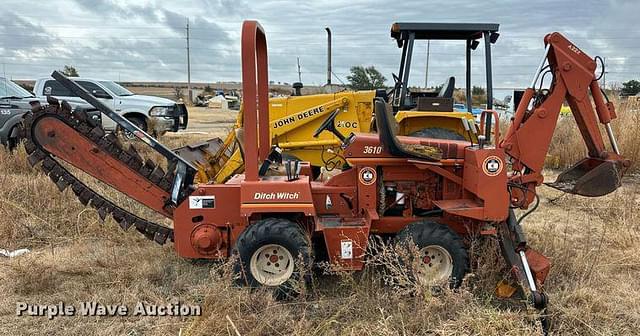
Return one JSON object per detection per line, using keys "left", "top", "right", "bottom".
{"left": 33, "top": 77, "right": 188, "bottom": 137}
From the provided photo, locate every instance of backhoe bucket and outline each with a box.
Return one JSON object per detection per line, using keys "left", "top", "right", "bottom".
{"left": 546, "top": 157, "right": 627, "bottom": 197}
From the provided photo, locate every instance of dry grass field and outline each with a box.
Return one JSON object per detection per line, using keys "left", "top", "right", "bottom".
{"left": 0, "top": 105, "right": 638, "bottom": 335}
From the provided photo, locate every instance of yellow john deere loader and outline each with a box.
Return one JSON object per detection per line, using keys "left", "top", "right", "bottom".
{"left": 176, "top": 22, "right": 497, "bottom": 183}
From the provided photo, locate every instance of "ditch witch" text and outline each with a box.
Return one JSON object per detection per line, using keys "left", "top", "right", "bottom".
{"left": 254, "top": 192, "right": 300, "bottom": 200}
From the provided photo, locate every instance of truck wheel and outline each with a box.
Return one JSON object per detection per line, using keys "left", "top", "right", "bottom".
{"left": 394, "top": 221, "right": 469, "bottom": 288}
{"left": 120, "top": 116, "right": 147, "bottom": 140}
{"left": 233, "top": 218, "right": 312, "bottom": 298}
{"left": 409, "top": 127, "right": 465, "bottom": 140}
{"left": 6, "top": 126, "right": 21, "bottom": 151}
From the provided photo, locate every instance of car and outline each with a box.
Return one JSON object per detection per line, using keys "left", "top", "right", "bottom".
{"left": 0, "top": 77, "right": 40, "bottom": 150}
{"left": 33, "top": 77, "right": 188, "bottom": 138}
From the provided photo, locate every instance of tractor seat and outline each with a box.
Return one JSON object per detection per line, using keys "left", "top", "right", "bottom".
{"left": 404, "top": 137, "right": 466, "bottom": 159}
{"left": 437, "top": 76, "right": 455, "bottom": 98}
{"left": 374, "top": 99, "right": 442, "bottom": 161}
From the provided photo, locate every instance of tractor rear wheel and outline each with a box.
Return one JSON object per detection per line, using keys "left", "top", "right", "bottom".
{"left": 233, "top": 218, "right": 312, "bottom": 298}
{"left": 409, "top": 127, "right": 465, "bottom": 141}
{"left": 394, "top": 221, "right": 468, "bottom": 288}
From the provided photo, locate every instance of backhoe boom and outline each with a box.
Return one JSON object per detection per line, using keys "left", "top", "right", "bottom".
{"left": 500, "top": 33, "right": 630, "bottom": 200}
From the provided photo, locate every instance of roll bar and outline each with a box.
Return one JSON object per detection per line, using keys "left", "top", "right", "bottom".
{"left": 241, "top": 20, "right": 270, "bottom": 182}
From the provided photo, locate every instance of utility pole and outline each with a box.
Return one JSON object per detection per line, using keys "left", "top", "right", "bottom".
{"left": 425, "top": 40, "right": 430, "bottom": 88}
{"left": 186, "top": 18, "right": 192, "bottom": 103}
{"left": 325, "top": 27, "right": 332, "bottom": 86}
{"left": 602, "top": 57, "right": 607, "bottom": 90}
{"left": 297, "top": 57, "right": 302, "bottom": 83}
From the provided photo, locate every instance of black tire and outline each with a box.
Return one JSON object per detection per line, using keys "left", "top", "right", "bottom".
{"left": 394, "top": 221, "right": 469, "bottom": 288}
{"left": 233, "top": 218, "right": 312, "bottom": 299}
{"left": 5, "top": 126, "right": 20, "bottom": 151}
{"left": 409, "top": 127, "right": 465, "bottom": 141}
{"left": 120, "top": 116, "right": 147, "bottom": 140}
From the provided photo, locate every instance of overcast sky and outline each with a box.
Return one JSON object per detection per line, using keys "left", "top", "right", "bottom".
{"left": 1, "top": 0, "right": 638, "bottom": 88}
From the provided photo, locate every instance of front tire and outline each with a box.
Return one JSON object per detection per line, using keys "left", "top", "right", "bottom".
{"left": 5, "top": 125, "right": 22, "bottom": 151}
{"left": 233, "top": 218, "right": 312, "bottom": 298}
{"left": 120, "top": 116, "right": 148, "bottom": 140}
{"left": 394, "top": 221, "right": 469, "bottom": 288}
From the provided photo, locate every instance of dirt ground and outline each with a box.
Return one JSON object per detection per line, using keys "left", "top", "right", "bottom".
{"left": 0, "top": 106, "right": 639, "bottom": 335}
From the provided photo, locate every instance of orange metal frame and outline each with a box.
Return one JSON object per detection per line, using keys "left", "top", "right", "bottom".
{"left": 171, "top": 25, "right": 628, "bottom": 295}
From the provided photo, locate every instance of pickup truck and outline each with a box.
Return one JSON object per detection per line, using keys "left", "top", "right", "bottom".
{"left": 0, "top": 77, "right": 40, "bottom": 149}
{"left": 33, "top": 77, "right": 188, "bottom": 137}
{"left": 1, "top": 77, "right": 101, "bottom": 150}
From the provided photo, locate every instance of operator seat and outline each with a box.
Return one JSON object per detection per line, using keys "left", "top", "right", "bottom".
{"left": 437, "top": 76, "right": 455, "bottom": 98}
{"left": 374, "top": 99, "right": 442, "bottom": 161}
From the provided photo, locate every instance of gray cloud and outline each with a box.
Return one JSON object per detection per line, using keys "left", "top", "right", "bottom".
{"left": 1, "top": 0, "right": 638, "bottom": 89}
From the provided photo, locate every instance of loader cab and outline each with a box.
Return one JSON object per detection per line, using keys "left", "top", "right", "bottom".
{"left": 390, "top": 22, "right": 499, "bottom": 113}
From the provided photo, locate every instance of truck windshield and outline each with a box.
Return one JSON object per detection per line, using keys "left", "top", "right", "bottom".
{"left": 98, "top": 81, "right": 134, "bottom": 96}
{"left": 0, "top": 77, "right": 34, "bottom": 99}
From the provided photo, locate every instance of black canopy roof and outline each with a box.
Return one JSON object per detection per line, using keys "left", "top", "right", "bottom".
{"left": 391, "top": 22, "right": 499, "bottom": 41}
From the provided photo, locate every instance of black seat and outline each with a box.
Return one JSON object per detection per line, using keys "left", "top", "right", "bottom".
{"left": 437, "top": 76, "right": 455, "bottom": 98}
{"left": 374, "top": 99, "right": 441, "bottom": 161}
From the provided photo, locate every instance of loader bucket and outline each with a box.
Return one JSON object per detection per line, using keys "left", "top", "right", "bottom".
{"left": 173, "top": 138, "right": 225, "bottom": 165}
{"left": 546, "top": 157, "right": 627, "bottom": 197}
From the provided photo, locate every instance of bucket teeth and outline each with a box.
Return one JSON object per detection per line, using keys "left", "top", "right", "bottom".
{"left": 121, "top": 214, "right": 137, "bottom": 230}
{"left": 140, "top": 159, "right": 156, "bottom": 177}
{"left": 55, "top": 175, "right": 72, "bottom": 191}
{"left": 89, "top": 127, "right": 105, "bottom": 141}
{"left": 149, "top": 166, "right": 165, "bottom": 184}
{"left": 158, "top": 176, "right": 173, "bottom": 192}
{"left": 29, "top": 101, "right": 42, "bottom": 112}
{"left": 27, "top": 150, "right": 46, "bottom": 166}
{"left": 154, "top": 226, "right": 171, "bottom": 244}
{"left": 24, "top": 140, "right": 36, "bottom": 154}
{"left": 73, "top": 107, "right": 88, "bottom": 122}
{"left": 41, "top": 157, "right": 56, "bottom": 172}
{"left": 61, "top": 100, "right": 73, "bottom": 114}
{"left": 76, "top": 123, "right": 91, "bottom": 134}
{"left": 127, "top": 145, "right": 142, "bottom": 160}
{"left": 26, "top": 103, "right": 174, "bottom": 244}
{"left": 48, "top": 170, "right": 61, "bottom": 184}
{"left": 46, "top": 95, "right": 59, "bottom": 106}
{"left": 90, "top": 196, "right": 105, "bottom": 209}
{"left": 97, "top": 206, "right": 109, "bottom": 221}
{"left": 71, "top": 182, "right": 84, "bottom": 197}
{"left": 78, "top": 189, "right": 93, "bottom": 206}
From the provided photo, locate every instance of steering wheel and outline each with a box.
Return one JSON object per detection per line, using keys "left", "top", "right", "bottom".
{"left": 387, "top": 73, "right": 410, "bottom": 97}
{"left": 313, "top": 108, "right": 343, "bottom": 139}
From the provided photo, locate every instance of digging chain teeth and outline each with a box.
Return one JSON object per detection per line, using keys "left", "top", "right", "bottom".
{"left": 23, "top": 101, "right": 175, "bottom": 245}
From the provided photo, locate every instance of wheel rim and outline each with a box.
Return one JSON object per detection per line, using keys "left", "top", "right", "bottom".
{"left": 249, "top": 244, "right": 295, "bottom": 286}
{"left": 415, "top": 245, "right": 453, "bottom": 285}
{"left": 123, "top": 129, "right": 136, "bottom": 140}
{"left": 123, "top": 120, "right": 144, "bottom": 140}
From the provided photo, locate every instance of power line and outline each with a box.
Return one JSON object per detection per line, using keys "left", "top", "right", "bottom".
{"left": 186, "top": 18, "right": 192, "bottom": 102}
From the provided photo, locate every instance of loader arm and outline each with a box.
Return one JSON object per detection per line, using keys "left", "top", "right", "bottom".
{"left": 500, "top": 32, "right": 630, "bottom": 204}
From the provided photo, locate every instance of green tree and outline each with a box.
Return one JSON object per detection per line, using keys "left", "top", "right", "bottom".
{"left": 471, "top": 86, "right": 485, "bottom": 96}
{"left": 61, "top": 65, "right": 79, "bottom": 77}
{"left": 621, "top": 80, "right": 640, "bottom": 96}
{"left": 347, "top": 66, "right": 387, "bottom": 90}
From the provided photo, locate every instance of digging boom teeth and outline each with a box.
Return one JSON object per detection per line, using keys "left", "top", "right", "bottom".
{"left": 22, "top": 100, "right": 175, "bottom": 245}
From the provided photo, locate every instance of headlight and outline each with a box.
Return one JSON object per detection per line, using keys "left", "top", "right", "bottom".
{"left": 149, "top": 106, "right": 173, "bottom": 116}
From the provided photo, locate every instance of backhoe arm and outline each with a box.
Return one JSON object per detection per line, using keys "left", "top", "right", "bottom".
{"left": 501, "top": 33, "right": 630, "bottom": 201}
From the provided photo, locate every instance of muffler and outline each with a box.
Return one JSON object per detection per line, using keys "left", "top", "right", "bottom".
{"left": 546, "top": 156, "right": 629, "bottom": 197}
